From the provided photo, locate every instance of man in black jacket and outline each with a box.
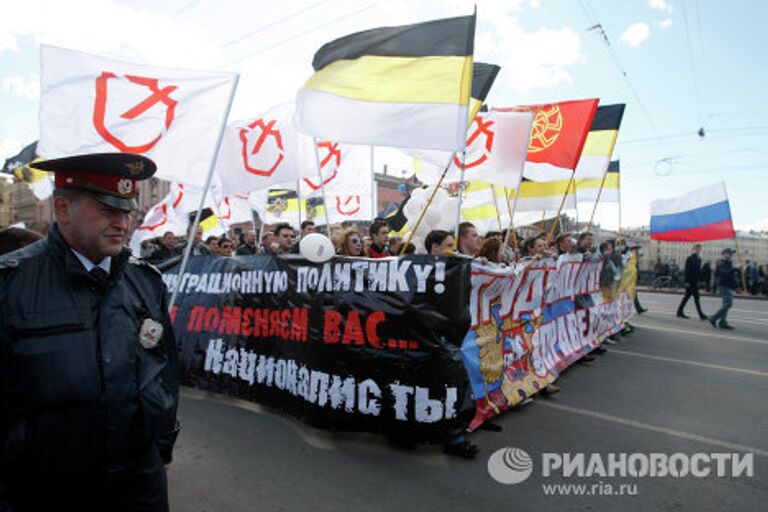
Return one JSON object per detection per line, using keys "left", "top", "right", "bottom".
{"left": 0, "top": 153, "right": 179, "bottom": 511}
{"left": 677, "top": 244, "right": 708, "bottom": 319}
{"left": 709, "top": 248, "right": 738, "bottom": 329}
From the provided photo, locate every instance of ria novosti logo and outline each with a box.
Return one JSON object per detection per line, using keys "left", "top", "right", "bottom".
{"left": 487, "top": 447, "right": 534, "bottom": 484}
{"left": 487, "top": 447, "right": 754, "bottom": 485}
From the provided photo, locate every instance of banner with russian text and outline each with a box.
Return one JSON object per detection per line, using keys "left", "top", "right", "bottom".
{"left": 163, "top": 255, "right": 474, "bottom": 442}
{"left": 461, "top": 253, "right": 631, "bottom": 430}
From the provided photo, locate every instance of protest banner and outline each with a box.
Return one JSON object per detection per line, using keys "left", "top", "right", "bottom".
{"left": 460, "top": 253, "right": 631, "bottom": 430}
{"left": 164, "top": 252, "right": 636, "bottom": 438}
{"left": 163, "top": 255, "right": 475, "bottom": 442}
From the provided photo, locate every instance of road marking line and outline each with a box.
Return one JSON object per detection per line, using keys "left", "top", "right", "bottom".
{"left": 181, "top": 388, "right": 339, "bottom": 450}
{"left": 631, "top": 323, "right": 768, "bottom": 345}
{"left": 537, "top": 401, "right": 768, "bottom": 458}
{"left": 608, "top": 349, "right": 768, "bottom": 378}
{"left": 642, "top": 311, "right": 768, "bottom": 326}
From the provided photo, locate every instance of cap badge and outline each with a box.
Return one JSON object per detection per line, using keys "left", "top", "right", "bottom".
{"left": 125, "top": 161, "right": 145, "bottom": 176}
{"left": 118, "top": 179, "right": 133, "bottom": 194}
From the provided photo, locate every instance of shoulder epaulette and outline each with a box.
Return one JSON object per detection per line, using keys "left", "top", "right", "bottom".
{"left": 0, "top": 239, "right": 46, "bottom": 271}
{"left": 0, "top": 256, "right": 21, "bottom": 270}
{"left": 129, "top": 256, "right": 163, "bottom": 277}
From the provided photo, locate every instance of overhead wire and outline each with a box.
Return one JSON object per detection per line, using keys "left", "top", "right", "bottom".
{"left": 221, "top": 0, "right": 329, "bottom": 48}
{"left": 576, "top": 0, "right": 671, "bottom": 158}
{"left": 680, "top": 0, "right": 704, "bottom": 124}
{"left": 223, "top": 3, "right": 376, "bottom": 68}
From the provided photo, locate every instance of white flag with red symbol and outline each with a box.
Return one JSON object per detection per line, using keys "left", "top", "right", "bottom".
{"left": 215, "top": 103, "right": 299, "bottom": 195}
{"left": 129, "top": 186, "right": 189, "bottom": 255}
{"left": 38, "top": 45, "right": 237, "bottom": 188}
{"left": 326, "top": 192, "right": 373, "bottom": 224}
{"left": 215, "top": 194, "right": 254, "bottom": 227}
{"left": 298, "top": 140, "right": 375, "bottom": 223}
{"left": 298, "top": 138, "right": 369, "bottom": 198}
{"left": 413, "top": 110, "right": 533, "bottom": 189}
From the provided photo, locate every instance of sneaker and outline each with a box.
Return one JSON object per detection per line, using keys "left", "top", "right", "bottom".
{"left": 676, "top": 312, "right": 690, "bottom": 319}
{"left": 542, "top": 383, "right": 560, "bottom": 395}
{"left": 579, "top": 353, "right": 596, "bottom": 362}
{"left": 699, "top": 315, "right": 709, "bottom": 321}
{"left": 708, "top": 317, "right": 718, "bottom": 328}
{"left": 637, "top": 307, "right": 648, "bottom": 314}
{"left": 719, "top": 322, "right": 735, "bottom": 330}
{"left": 603, "top": 337, "right": 618, "bottom": 345}
{"left": 621, "top": 325, "right": 634, "bottom": 336}
{"left": 593, "top": 346, "right": 608, "bottom": 354}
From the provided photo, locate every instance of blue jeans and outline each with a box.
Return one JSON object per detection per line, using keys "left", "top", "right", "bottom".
{"left": 710, "top": 286, "right": 733, "bottom": 324}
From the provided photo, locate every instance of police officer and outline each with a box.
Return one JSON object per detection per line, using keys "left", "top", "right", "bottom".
{"left": 0, "top": 153, "right": 180, "bottom": 511}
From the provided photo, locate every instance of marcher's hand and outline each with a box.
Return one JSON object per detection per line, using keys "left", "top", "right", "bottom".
{"left": 164, "top": 464, "right": 171, "bottom": 472}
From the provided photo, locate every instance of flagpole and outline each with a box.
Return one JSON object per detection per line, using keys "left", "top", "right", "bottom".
{"left": 587, "top": 168, "right": 610, "bottom": 231}
{"left": 311, "top": 137, "right": 332, "bottom": 235}
{"left": 574, "top": 189, "right": 580, "bottom": 229}
{"left": 491, "top": 185, "right": 503, "bottom": 232}
{"left": 723, "top": 185, "right": 747, "bottom": 292}
{"left": 370, "top": 145, "right": 376, "bottom": 219}
{"left": 169, "top": 74, "right": 239, "bottom": 312}
{"left": 254, "top": 216, "right": 263, "bottom": 253}
{"left": 453, "top": 150, "right": 467, "bottom": 249}
{"left": 617, "top": 169, "right": 623, "bottom": 243}
{"left": 400, "top": 151, "right": 457, "bottom": 255}
{"left": 734, "top": 236, "right": 748, "bottom": 293}
{"left": 505, "top": 186, "right": 521, "bottom": 252}
{"left": 296, "top": 178, "right": 303, "bottom": 232}
{"left": 547, "top": 171, "right": 576, "bottom": 244}
{"left": 506, "top": 110, "right": 534, "bottom": 244}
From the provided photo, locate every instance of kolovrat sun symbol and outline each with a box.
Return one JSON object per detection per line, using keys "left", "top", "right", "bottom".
{"left": 527, "top": 105, "right": 563, "bottom": 153}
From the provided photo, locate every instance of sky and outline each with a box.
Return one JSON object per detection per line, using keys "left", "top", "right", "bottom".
{"left": 1, "top": 0, "right": 767, "bottom": 231}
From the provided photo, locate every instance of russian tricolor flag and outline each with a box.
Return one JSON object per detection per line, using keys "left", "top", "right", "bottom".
{"left": 650, "top": 182, "right": 736, "bottom": 242}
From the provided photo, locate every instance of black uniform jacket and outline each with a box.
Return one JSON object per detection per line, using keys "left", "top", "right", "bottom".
{"left": 0, "top": 224, "right": 179, "bottom": 478}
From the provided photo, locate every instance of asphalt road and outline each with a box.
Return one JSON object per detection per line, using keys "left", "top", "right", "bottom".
{"left": 168, "top": 291, "right": 768, "bottom": 512}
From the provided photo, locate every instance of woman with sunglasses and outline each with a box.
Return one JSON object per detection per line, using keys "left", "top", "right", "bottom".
{"left": 337, "top": 228, "right": 363, "bottom": 256}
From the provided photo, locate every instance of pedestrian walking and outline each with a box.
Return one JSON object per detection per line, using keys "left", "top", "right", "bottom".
{"left": 709, "top": 248, "right": 738, "bottom": 330}
{"left": 677, "top": 244, "right": 708, "bottom": 320}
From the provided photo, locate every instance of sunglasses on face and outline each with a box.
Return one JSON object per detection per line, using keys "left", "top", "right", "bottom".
{"left": 350, "top": 238, "right": 361, "bottom": 244}
{"left": 221, "top": 244, "right": 232, "bottom": 249}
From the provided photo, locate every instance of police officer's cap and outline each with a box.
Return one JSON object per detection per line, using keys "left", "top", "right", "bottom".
{"left": 30, "top": 153, "right": 156, "bottom": 212}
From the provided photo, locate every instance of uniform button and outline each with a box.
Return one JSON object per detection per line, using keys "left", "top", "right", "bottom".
{"left": 104, "top": 357, "right": 112, "bottom": 365}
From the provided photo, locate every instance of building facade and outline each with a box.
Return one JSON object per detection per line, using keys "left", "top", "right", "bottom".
{"left": 621, "top": 227, "right": 768, "bottom": 271}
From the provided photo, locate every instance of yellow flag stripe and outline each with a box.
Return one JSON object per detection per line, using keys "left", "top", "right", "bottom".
{"left": 200, "top": 215, "right": 220, "bottom": 233}
{"left": 304, "top": 55, "right": 473, "bottom": 105}
{"left": 580, "top": 129, "right": 618, "bottom": 157}
{"left": 518, "top": 180, "right": 575, "bottom": 197}
{"left": 576, "top": 172, "right": 619, "bottom": 191}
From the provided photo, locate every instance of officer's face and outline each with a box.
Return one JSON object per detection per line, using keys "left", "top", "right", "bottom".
{"left": 56, "top": 193, "right": 133, "bottom": 262}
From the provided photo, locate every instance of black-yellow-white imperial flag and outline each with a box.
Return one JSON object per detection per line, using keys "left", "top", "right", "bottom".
{"left": 295, "top": 14, "right": 476, "bottom": 152}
